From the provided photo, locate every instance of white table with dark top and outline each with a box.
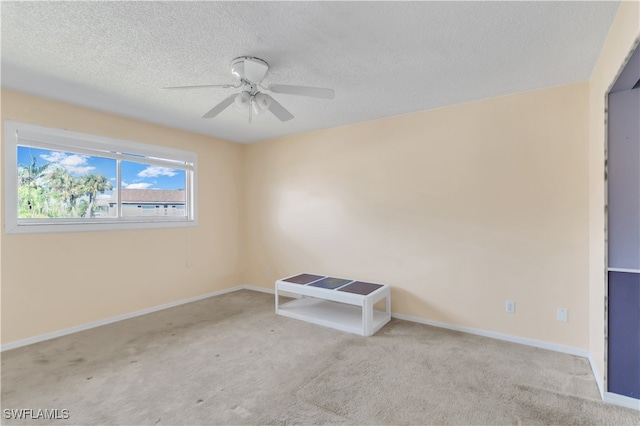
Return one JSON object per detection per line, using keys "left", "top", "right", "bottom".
{"left": 275, "top": 273, "right": 391, "bottom": 336}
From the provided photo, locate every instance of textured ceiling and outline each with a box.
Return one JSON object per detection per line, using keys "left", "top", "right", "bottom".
{"left": 1, "top": 1, "right": 620, "bottom": 144}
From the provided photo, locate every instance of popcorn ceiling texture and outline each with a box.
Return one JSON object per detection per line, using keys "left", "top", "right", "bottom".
{"left": 1, "top": 1, "right": 619, "bottom": 143}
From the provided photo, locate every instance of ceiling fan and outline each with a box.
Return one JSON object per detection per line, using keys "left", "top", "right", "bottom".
{"left": 163, "top": 56, "right": 335, "bottom": 123}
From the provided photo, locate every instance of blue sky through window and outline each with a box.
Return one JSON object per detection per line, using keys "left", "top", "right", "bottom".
{"left": 121, "top": 161, "right": 185, "bottom": 190}
{"left": 17, "top": 146, "right": 185, "bottom": 191}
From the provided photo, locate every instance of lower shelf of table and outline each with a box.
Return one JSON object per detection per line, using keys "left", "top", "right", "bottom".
{"left": 276, "top": 296, "right": 390, "bottom": 336}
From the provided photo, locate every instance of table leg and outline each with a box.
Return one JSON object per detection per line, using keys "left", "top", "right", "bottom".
{"left": 386, "top": 290, "right": 391, "bottom": 319}
{"left": 363, "top": 299, "right": 374, "bottom": 336}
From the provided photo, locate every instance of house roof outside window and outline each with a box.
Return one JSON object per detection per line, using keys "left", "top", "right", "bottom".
{"left": 99, "top": 189, "right": 185, "bottom": 206}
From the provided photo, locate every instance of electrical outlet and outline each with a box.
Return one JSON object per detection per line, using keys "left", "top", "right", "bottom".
{"left": 557, "top": 308, "right": 568, "bottom": 322}
{"left": 505, "top": 300, "right": 515, "bottom": 313}
{"left": 264, "top": 266, "right": 270, "bottom": 277}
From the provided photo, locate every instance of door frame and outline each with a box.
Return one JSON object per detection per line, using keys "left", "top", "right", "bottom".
{"left": 604, "top": 35, "right": 640, "bottom": 404}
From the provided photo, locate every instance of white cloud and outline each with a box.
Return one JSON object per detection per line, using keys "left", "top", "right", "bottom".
{"left": 41, "top": 151, "right": 95, "bottom": 175}
{"left": 41, "top": 151, "right": 65, "bottom": 163}
{"left": 122, "top": 181, "right": 153, "bottom": 189}
{"left": 137, "top": 166, "right": 176, "bottom": 178}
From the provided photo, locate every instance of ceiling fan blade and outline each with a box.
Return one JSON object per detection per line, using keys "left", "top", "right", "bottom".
{"left": 162, "top": 84, "right": 237, "bottom": 90}
{"left": 268, "top": 84, "right": 335, "bottom": 100}
{"left": 265, "top": 95, "right": 294, "bottom": 122}
{"left": 244, "top": 58, "right": 269, "bottom": 83}
{"left": 202, "top": 94, "right": 237, "bottom": 118}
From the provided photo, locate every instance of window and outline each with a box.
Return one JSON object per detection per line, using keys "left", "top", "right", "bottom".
{"left": 5, "top": 121, "right": 197, "bottom": 234}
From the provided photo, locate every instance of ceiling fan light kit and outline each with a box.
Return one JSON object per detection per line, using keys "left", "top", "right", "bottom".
{"left": 234, "top": 91, "right": 251, "bottom": 109}
{"left": 253, "top": 92, "right": 271, "bottom": 115}
{"left": 163, "top": 56, "right": 334, "bottom": 123}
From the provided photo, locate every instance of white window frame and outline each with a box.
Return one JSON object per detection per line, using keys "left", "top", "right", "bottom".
{"left": 4, "top": 120, "right": 197, "bottom": 234}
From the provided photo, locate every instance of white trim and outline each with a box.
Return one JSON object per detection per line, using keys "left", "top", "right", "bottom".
{"left": 8, "top": 219, "right": 197, "bottom": 235}
{"left": 243, "top": 284, "right": 274, "bottom": 294}
{"left": 16, "top": 138, "right": 194, "bottom": 170}
{"left": 392, "top": 312, "right": 638, "bottom": 410}
{"left": 4, "top": 284, "right": 638, "bottom": 412}
{"left": 244, "top": 286, "right": 590, "bottom": 357}
{"left": 4, "top": 120, "right": 198, "bottom": 235}
{"left": 588, "top": 352, "right": 605, "bottom": 398}
{"left": 255, "top": 285, "right": 592, "bottom": 354}
{"left": 604, "top": 392, "right": 640, "bottom": 410}
{"left": 0, "top": 286, "right": 243, "bottom": 352}
{"left": 14, "top": 121, "right": 197, "bottom": 163}
{"left": 2, "top": 285, "right": 590, "bottom": 357}
{"left": 242, "top": 285, "right": 589, "bottom": 357}
{"left": 589, "top": 346, "right": 640, "bottom": 411}
{"left": 607, "top": 267, "right": 640, "bottom": 274}
{"left": 391, "top": 312, "right": 589, "bottom": 357}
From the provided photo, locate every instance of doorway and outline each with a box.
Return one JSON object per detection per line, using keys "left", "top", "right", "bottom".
{"left": 606, "top": 40, "right": 640, "bottom": 400}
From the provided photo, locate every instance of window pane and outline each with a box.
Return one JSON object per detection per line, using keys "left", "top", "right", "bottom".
{"left": 121, "top": 161, "right": 186, "bottom": 217}
{"left": 17, "top": 146, "right": 116, "bottom": 219}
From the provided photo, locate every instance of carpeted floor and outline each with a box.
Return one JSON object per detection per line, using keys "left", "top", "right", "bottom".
{"left": 1, "top": 290, "right": 638, "bottom": 425}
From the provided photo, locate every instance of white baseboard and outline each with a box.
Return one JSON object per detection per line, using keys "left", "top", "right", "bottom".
{"left": 392, "top": 313, "right": 640, "bottom": 411}
{"left": 588, "top": 352, "right": 605, "bottom": 398}
{"left": 390, "top": 312, "right": 589, "bottom": 357}
{"left": 587, "top": 347, "right": 640, "bottom": 411}
{"left": 0, "top": 286, "right": 244, "bottom": 352}
{"left": 3, "top": 284, "right": 638, "bottom": 412}
{"left": 245, "top": 287, "right": 589, "bottom": 359}
{"left": 604, "top": 392, "right": 640, "bottom": 410}
{"left": 0, "top": 285, "right": 600, "bottom": 360}
{"left": 243, "top": 284, "right": 274, "bottom": 294}
{"left": 248, "top": 288, "right": 590, "bottom": 358}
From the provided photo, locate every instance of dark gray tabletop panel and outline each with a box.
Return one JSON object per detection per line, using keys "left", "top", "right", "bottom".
{"left": 308, "top": 277, "right": 352, "bottom": 290}
{"left": 338, "top": 281, "right": 384, "bottom": 295}
{"left": 283, "top": 274, "right": 325, "bottom": 285}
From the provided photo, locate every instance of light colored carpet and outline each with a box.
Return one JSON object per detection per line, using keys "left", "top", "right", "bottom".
{"left": 1, "top": 290, "right": 638, "bottom": 425}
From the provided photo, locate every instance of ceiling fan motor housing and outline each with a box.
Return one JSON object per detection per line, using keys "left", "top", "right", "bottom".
{"left": 230, "top": 56, "right": 269, "bottom": 84}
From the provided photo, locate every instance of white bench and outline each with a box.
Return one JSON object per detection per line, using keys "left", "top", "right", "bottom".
{"left": 275, "top": 273, "right": 391, "bottom": 336}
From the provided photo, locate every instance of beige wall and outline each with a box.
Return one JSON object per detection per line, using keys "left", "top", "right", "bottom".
{"left": 1, "top": 90, "right": 245, "bottom": 344}
{"left": 588, "top": 1, "right": 640, "bottom": 389}
{"left": 3, "top": 4, "right": 635, "bottom": 356}
{"left": 245, "top": 82, "right": 590, "bottom": 348}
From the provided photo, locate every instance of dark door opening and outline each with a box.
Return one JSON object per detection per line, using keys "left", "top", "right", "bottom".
{"left": 607, "top": 41, "right": 640, "bottom": 400}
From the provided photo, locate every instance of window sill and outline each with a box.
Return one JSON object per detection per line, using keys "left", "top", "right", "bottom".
{"left": 6, "top": 219, "right": 197, "bottom": 235}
